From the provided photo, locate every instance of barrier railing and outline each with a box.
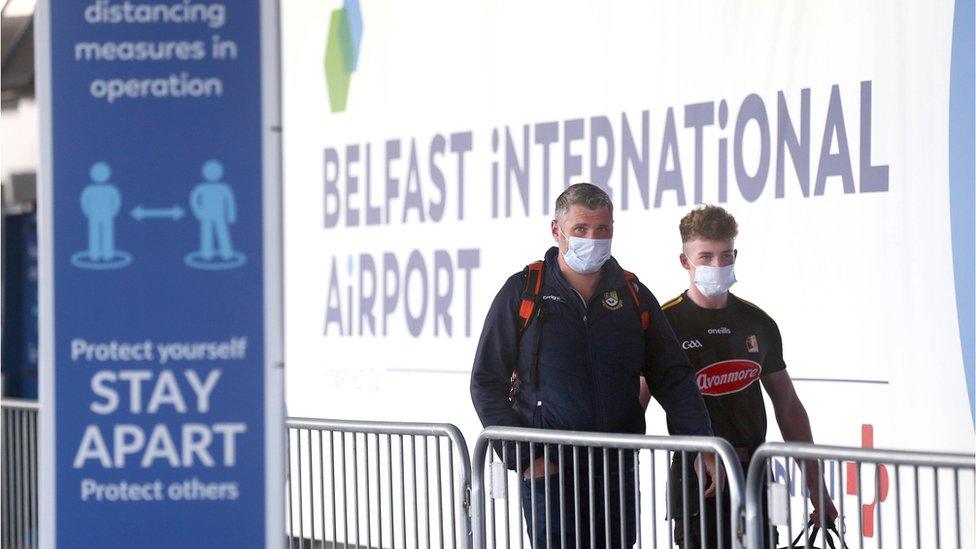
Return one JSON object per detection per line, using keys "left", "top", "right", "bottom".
{"left": 745, "top": 442, "right": 976, "bottom": 549}
{"left": 1, "top": 398, "right": 39, "bottom": 549}
{"left": 286, "top": 417, "right": 473, "bottom": 549}
{"left": 4, "top": 399, "right": 973, "bottom": 549}
{"left": 471, "top": 426, "right": 747, "bottom": 549}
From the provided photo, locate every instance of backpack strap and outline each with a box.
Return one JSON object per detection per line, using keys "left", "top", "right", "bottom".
{"left": 518, "top": 261, "right": 545, "bottom": 331}
{"left": 622, "top": 270, "right": 650, "bottom": 330}
{"left": 510, "top": 261, "right": 546, "bottom": 400}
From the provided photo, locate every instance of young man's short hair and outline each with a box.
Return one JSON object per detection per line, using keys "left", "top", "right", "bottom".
{"left": 679, "top": 205, "right": 738, "bottom": 243}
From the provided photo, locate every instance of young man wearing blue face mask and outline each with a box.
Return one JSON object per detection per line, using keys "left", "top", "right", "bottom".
{"left": 659, "top": 205, "right": 838, "bottom": 548}
{"left": 471, "top": 183, "right": 717, "bottom": 548}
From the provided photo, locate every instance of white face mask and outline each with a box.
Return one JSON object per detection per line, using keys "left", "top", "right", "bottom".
{"left": 693, "top": 264, "right": 736, "bottom": 297}
{"left": 561, "top": 232, "right": 612, "bottom": 275}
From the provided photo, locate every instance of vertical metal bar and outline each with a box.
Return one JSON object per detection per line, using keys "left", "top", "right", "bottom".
{"left": 318, "top": 431, "right": 327, "bottom": 549}
{"left": 446, "top": 441, "right": 455, "bottom": 549}
{"left": 559, "top": 445, "right": 566, "bottom": 549}
{"left": 6, "top": 408, "right": 14, "bottom": 549}
{"left": 530, "top": 442, "right": 538, "bottom": 549}
{"left": 376, "top": 434, "right": 384, "bottom": 549}
{"left": 22, "top": 410, "right": 31, "bottom": 549}
{"left": 286, "top": 428, "right": 294, "bottom": 548}
{"left": 331, "top": 432, "right": 339, "bottom": 549}
{"left": 817, "top": 460, "right": 826, "bottom": 549}
{"left": 801, "top": 460, "right": 809, "bottom": 548}
{"left": 667, "top": 450, "right": 673, "bottom": 549}
{"left": 786, "top": 458, "right": 794, "bottom": 549}
{"left": 573, "top": 447, "right": 580, "bottom": 549}
{"left": 16, "top": 410, "right": 24, "bottom": 549}
{"left": 341, "top": 432, "right": 349, "bottom": 549}
{"left": 8, "top": 409, "right": 15, "bottom": 549}
{"left": 31, "top": 408, "right": 37, "bottom": 549}
{"left": 1, "top": 409, "right": 8, "bottom": 549}
{"left": 388, "top": 434, "right": 395, "bottom": 549}
{"left": 516, "top": 442, "right": 524, "bottom": 549}
{"left": 298, "top": 429, "right": 306, "bottom": 545}
{"left": 837, "top": 458, "right": 846, "bottom": 549}
{"left": 4, "top": 409, "right": 11, "bottom": 548}
{"left": 588, "top": 447, "right": 596, "bottom": 549}
{"left": 953, "top": 468, "right": 961, "bottom": 549}
{"left": 401, "top": 434, "right": 407, "bottom": 549}
{"left": 696, "top": 454, "right": 706, "bottom": 549}
{"left": 365, "top": 433, "right": 372, "bottom": 549}
{"left": 856, "top": 460, "right": 864, "bottom": 549}
{"left": 914, "top": 466, "right": 921, "bottom": 549}
{"left": 603, "top": 447, "right": 611, "bottom": 549}
{"left": 765, "top": 459, "right": 774, "bottom": 549}
{"left": 716, "top": 456, "right": 724, "bottom": 549}
{"left": 9, "top": 409, "right": 17, "bottom": 549}
{"left": 650, "top": 450, "right": 658, "bottom": 549}
{"left": 436, "top": 437, "right": 445, "bottom": 549}
{"left": 423, "top": 436, "right": 430, "bottom": 549}
{"left": 502, "top": 441, "right": 511, "bottom": 549}
{"left": 634, "top": 450, "right": 642, "bottom": 549}
{"left": 411, "top": 436, "right": 419, "bottom": 549}
{"left": 307, "top": 430, "right": 315, "bottom": 548}
{"left": 544, "top": 443, "right": 552, "bottom": 549}
{"left": 876, "top": 463, "right": 883, "bottom": 549}
{"left": 681, "top": 452, "right": 690, "bottom": 549}
{"left": 894, "top": 464, "right": 902, "bottom": 549}
{"left": 488, "top": 442, "right": 496, "bottom": 549}
{"left": 353, "top": 433, "right": 360, "bottom": 549}
{"left": 619, "top": 448, "right": 626, "bottom": 549}
{"left": 934, "top": 467, "right": 941, "bottom": 549}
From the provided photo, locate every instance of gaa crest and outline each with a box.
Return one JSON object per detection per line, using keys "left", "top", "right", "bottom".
{"left": 602, "top": 291, "right": 623, "bottom": 311}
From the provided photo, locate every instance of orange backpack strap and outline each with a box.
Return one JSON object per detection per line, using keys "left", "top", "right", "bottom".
{"left": 510, "top": 260, "right": 546, "bottom": 400}
{"left": 518, "top": 261, "right": 545, "bottom": 332}
{"left": 622, "top": 270, "right": 650, "bottom": 331}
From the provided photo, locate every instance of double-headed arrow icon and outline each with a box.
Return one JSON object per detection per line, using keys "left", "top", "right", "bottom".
{"left": 130, "top": 205, "right": 185, "bottom": 221}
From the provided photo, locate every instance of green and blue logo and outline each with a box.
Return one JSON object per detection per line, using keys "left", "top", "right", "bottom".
{"left": 324, "top": 0, "right": 363, "bottom": 113}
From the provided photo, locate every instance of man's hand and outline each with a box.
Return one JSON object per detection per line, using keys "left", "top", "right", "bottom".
{"left": 522, "top": 456, "right": 559, "bottom": 480}
{"left": 810, "top": 495, "right": 839, "bottom": 527}
{"left": 693, "top": 452, "right": 724, "bottom": 497}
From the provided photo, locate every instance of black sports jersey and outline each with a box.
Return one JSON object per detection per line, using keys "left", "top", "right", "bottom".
{"left": 662, "top": 291, "right": 786, "bottom": 453}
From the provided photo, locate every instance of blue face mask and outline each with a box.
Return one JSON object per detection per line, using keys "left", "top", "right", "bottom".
{"left": 561, "top": 232, "right": 612, "bottom": 275}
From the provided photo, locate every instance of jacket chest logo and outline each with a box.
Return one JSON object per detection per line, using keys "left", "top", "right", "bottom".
{"left": 602, "top": 291, "right": 623, "bottom": 311}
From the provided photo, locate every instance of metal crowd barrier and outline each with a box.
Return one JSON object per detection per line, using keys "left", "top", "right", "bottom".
{"left": 1, "top": 398, "right": 39, "bottom": 549}
{"left": 5, "top": 399, "right": 974, "bottom": 549}
{"left": 471, "top": 426, "right": 746, "bottom": 549}
{"left": 286, "top": 417, "right": 473, "bottom": 549}
{"left": 745, "top": 442, "right": 976, "bottom": 549}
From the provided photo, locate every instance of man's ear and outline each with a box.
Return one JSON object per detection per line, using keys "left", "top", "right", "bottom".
{"left": 551, "top": 219, "right": 560, "bottom": 242}
{"left": 680, "top": 253, "right": 690, "bottom": 270}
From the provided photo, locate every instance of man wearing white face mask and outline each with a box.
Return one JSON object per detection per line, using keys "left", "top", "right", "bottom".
{"left": 658, "top": 205, "right": 838, "bottom": 548}
{"left": 472, "top": 183, "right": 716, "bottom": 548}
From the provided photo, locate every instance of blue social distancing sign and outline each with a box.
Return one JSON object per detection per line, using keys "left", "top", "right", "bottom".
{"left": 36, "top": 1, "right": 282, "bottom": 546}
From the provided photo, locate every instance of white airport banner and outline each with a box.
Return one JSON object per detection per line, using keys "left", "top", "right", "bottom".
{"left": 281, "top": 0, "right": 974, "bottom": 488}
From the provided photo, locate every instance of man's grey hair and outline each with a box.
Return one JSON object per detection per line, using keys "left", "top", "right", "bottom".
{"left": 553, "top": 183, "right": 614, "bottom": 222}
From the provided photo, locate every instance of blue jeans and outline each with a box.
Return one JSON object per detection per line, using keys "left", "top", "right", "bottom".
{"left": 520, "top": 459, "right": 637, "bottom": 549}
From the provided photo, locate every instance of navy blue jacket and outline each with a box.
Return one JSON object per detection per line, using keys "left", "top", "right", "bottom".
{"left": 470, "top": 247, "right": 712, "bottom": 472}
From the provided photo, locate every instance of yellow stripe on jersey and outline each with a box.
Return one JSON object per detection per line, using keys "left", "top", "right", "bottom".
{"left": 661, "top": 295, "right": 684, "bottom": 310}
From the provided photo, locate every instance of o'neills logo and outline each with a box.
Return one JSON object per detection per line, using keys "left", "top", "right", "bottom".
{"left": 696, "top": 360, "right": 762, "bottom": 396}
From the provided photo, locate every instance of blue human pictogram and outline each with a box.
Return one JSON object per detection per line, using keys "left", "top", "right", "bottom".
{"left": 185, "top": 160, "right": 246, "bottom": 270}
{"left": 71, "top": 162, "right": 133, "bottom": 269}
